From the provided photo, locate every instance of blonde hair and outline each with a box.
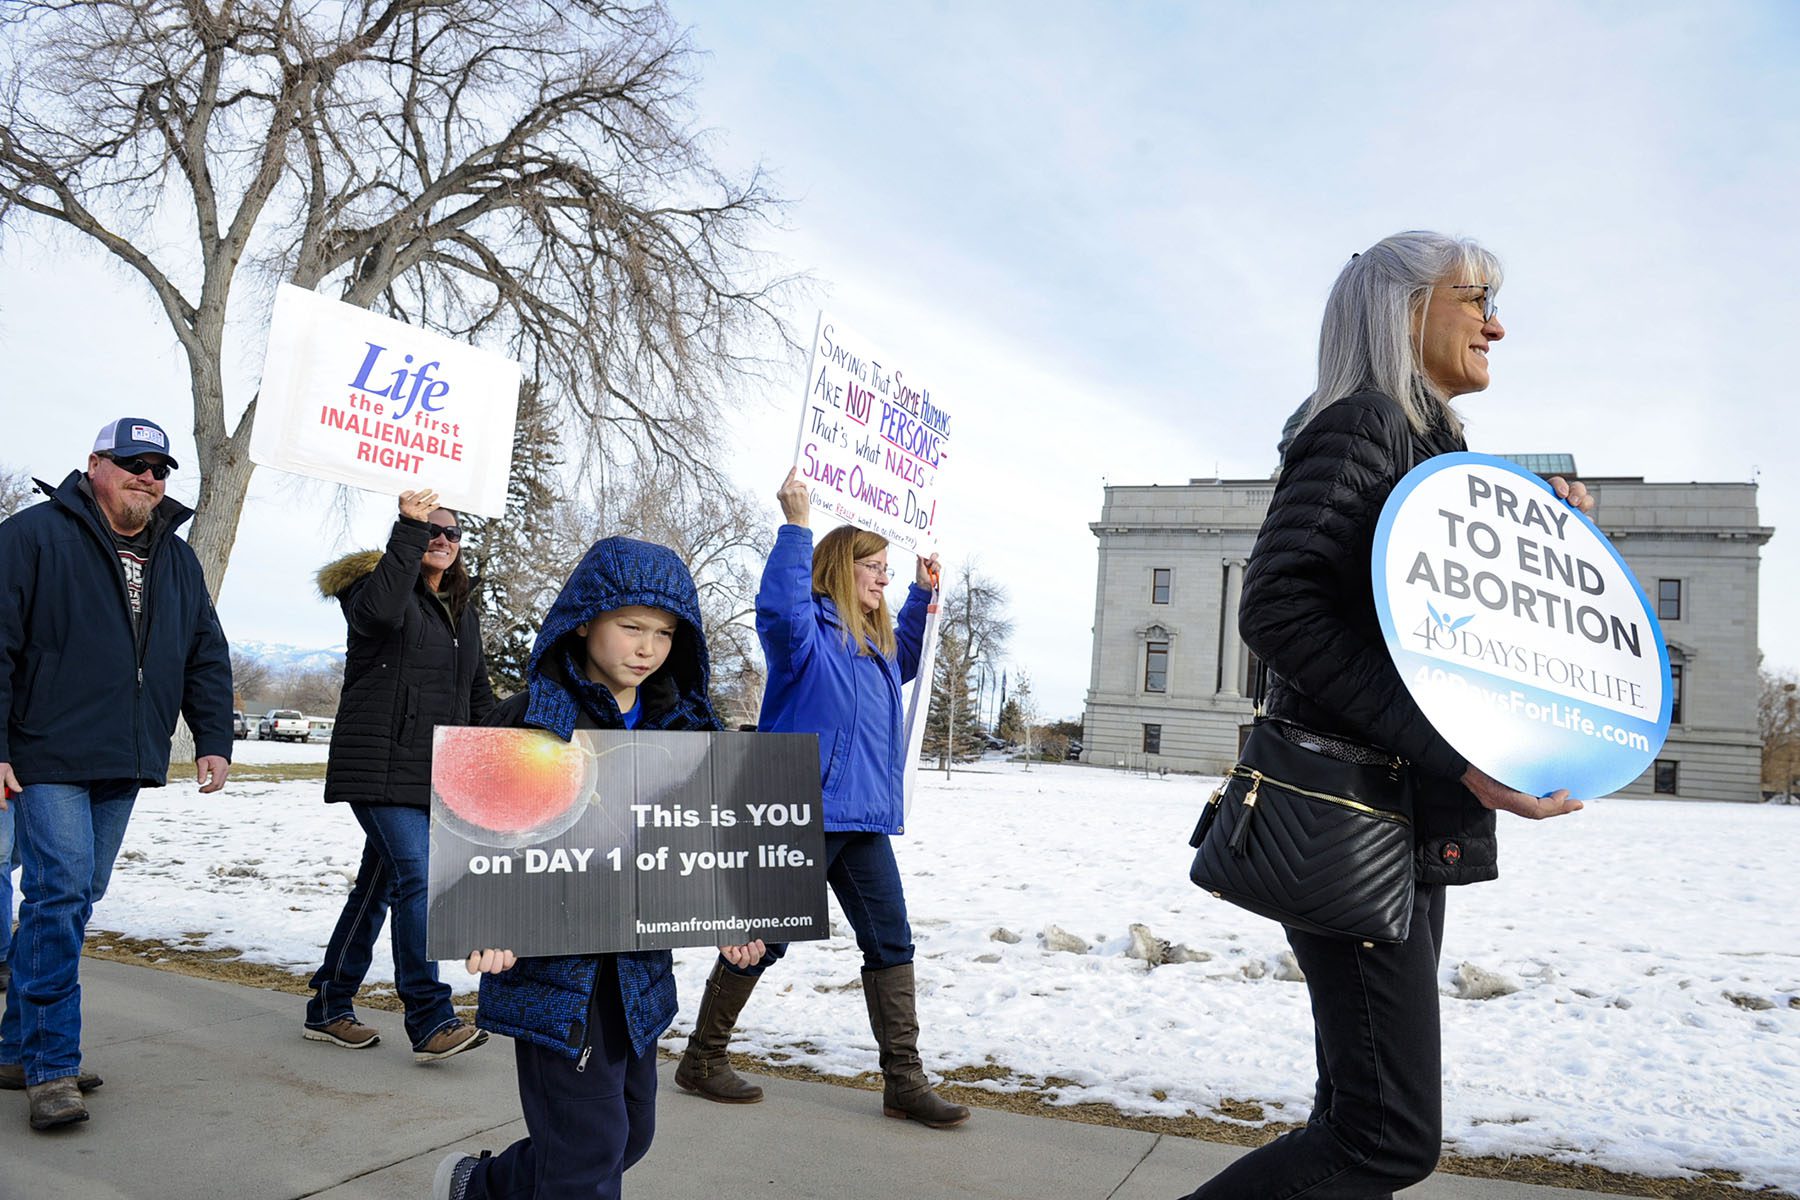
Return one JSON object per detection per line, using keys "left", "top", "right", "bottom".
{"left": 813, "top": 525, "right": 896, "bottom": 658}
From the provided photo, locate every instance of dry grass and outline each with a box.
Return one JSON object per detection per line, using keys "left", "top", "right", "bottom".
{"left": 81, "top": 932, "right": 1792, "bottom": 1200}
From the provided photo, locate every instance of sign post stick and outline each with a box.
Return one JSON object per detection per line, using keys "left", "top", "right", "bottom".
{"left": 901, "top": 569, "right": 942, "bottom": 820}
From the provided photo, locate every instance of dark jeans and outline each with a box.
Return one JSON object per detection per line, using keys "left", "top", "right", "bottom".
{"left": 305, "top": 803, "right": 455, "bottom": 1049}
{"left": 0, "top": 779, "right": 138, "bottom": 1084}
{"left": 723, "top": 831, "right": 913, "bottom": 976}
{"left": 473, "top": 958, "right": 657, "bottom": 1200}
{"left": 1182, "top": 885, "right": 1448, "bottom": 1200}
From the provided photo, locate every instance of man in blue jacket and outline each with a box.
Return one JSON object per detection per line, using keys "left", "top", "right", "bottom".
{"left": 0, "top": 418, "right": 234, "bottom": 1131}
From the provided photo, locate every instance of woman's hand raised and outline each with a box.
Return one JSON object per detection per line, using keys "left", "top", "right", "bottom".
{"left": 915, "top": 553, "right": 940, "bottom": 590}
{"left": 1461, "top": 764, "right": 1583, "bottom": 820}
{"left": 399, "top": 489, "right": 441, "bottom": 522}
{"left": 776, "top": 467, "right": 810, "bottom": 528}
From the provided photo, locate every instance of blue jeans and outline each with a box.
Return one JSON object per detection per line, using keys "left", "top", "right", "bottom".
{"left": 724, "top": 831, "right": 913, "bottom": 977}
{"left": 306, "top": 803, "right": 455, "bottom": 1049}
{"left": 0, "top": 780, "right": 139, "bottom": 1085}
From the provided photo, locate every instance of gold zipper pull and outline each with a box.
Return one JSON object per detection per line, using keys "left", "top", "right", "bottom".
{"left": 1244, "top": 771, "right": 1262, "bottom": 808}
{"left": 1228, "top": 772, "right": 1262, "bottom": 857}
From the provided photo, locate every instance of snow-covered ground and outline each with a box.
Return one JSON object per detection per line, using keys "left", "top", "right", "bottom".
{"left": 48, "top": 753, "right": 1800, "bottom": 1193}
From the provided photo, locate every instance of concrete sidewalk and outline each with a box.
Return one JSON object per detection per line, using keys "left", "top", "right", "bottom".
{"left": 0, "top": 958, "right": 1638, "bottom": 1200}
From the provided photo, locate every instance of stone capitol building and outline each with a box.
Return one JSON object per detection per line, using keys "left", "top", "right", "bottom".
{"left": 1079, "top": 454, "right": 1772, "bottom": 801}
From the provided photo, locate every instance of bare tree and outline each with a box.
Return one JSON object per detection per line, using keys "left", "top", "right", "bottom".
{"left": 927, "top": 559, "right": 1012, "bottom": 772}
{"left": 0, "top": 1, "right": 792, "bottom": 600}
{"left": 0, "top": 464, "right": 39, "bottom": 521}
{"left": 229, "top": 649, "right": 272, "bottom": 707}
{"left": 1758, "top": 667, "right": 1800, "bottom": 794}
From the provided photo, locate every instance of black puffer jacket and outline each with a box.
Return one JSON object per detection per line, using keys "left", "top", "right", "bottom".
{"left": 318, "top": 517, "right": 497, "bottom": 808}
{"left": 1240, "top": 389, "right": 1497, "bottom": 886}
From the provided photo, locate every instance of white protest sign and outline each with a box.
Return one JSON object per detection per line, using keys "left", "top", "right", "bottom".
{"left": 1372, "top": 453, "right": 1670, "bottom": 798}
{"left": 250, "top": 284, "right": 521, "bottom": 516}
{"left": 792, "top": 312, "right": 953, "bottom": 554}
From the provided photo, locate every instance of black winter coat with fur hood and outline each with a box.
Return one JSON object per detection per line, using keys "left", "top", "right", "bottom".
{"left": 1240, "top": 389, "right": 1498, "bottom": 886}
{"left": 318, "top": 516, "right": 497, "bottom": 808}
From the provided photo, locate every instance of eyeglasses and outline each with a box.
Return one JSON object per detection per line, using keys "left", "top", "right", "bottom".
{"left": 101, "top": 454, "right": 172, "bottom": 480}
{"left": 854, "top": 559, "right": 894, "bottom": 580}
{"left": 1448, "top": 284, "right": 1499, "bottom": 322}
{"left": 428, "top": 523, "right": 463, "bottom": 543}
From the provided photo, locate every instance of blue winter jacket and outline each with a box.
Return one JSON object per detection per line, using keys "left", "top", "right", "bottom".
{"left": 755, "top": 525, "right": 929, "bottom": 835}
{"left": 0, "top": 472, "right": 233, "bottom": 783}
{"left": 474, "top": 537, "right": 718, "bottom": 1060}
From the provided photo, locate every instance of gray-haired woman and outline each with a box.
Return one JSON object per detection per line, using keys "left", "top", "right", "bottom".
{"left": 1182, "top": 232, "right": 1590, "bottom": 1199}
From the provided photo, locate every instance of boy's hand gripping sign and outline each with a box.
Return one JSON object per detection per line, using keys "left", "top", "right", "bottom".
{"left": 792, "top": 312, "right": 954, "bottom": 555}
{"left": 251, "top": 284, "right": 521, "bottom": 517}
{"left": 1372, "top": 453, "right": 1670, "bottom": 798}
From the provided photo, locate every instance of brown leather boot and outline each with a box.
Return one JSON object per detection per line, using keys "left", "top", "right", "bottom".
{"left": 674, "top": 961, "right": 764, "bottom": 1103}
{"left": 863, "top": 963, "right": 970, "bottom": 1129}
{"left": 27, "top": 1076, "right": 89, "bottom": 1131}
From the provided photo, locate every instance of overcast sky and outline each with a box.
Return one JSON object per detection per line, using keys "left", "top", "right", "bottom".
{"left": 4, "top": 1, "right": 1796, "bottom": 720}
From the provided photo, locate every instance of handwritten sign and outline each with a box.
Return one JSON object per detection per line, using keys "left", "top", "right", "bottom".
{"left": 792, "top": 312, "right": 952, "bottom": 553}
{"left": 425, "top": 728, "right": 828, "bottom": 957}
{"left": 1372, "top": 453, "right": 1669, "bottom": 798}
{"left": 250, "top": 284, "right": 521, "bottom": 516}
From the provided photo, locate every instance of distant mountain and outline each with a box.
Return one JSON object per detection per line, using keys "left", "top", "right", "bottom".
{"left": 231, "top": 640, "right": 346, "bottom": 673}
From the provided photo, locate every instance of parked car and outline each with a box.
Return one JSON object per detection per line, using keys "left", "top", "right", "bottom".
{"left": 306, "top": 717, "right": 336, "bottom": 743}
{"left": 1065, "top": 739, "right": 1083, "bottom": 761}
{"left": 259, "top": 709, "right": 309, "bottom": 742}
{"left": 233, "top": 710, "right": 250, "bottom": 740}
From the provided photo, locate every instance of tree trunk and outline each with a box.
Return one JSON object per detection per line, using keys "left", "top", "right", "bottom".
{"left": 186, "top": 403, "right": 257, "bottom": 603}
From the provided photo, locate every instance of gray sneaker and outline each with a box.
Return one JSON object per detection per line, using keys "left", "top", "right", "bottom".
{"left": 432, "top": 1151, "right": 482, "bottom": 1200}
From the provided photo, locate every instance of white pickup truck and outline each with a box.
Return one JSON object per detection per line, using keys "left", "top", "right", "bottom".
{"left": 259, "top": 709, "right": 310, "bottom": 742}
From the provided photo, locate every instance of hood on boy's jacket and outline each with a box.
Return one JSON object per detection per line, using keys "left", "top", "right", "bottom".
{"left": 524, "top": 536, "right": 711, "bottom": 735}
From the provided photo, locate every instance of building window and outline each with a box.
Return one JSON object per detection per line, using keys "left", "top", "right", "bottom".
{"left": 1143, "top": 724, "right": 1162, "bottom": 754}
{"left": 1653, "top": 760, "right": 1678, "bottom": 795}
{"left": 1669, "top": 663, "right": 1684, "bottom": 725}
{"left": 1658, "top": 579, "right": 1681, "bottom": 621}
{"left": 1144, "top": 640, "right": 1168, "bottom": 693}
{"left": 1152, "top": 568, "right": 1171, "bottom": 605}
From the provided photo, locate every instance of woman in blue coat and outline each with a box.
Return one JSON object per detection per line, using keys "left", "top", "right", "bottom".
{"left": 673, "top": 468, "right": 969, "bottom": 1129}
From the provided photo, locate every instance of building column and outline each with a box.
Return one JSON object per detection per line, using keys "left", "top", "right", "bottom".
{"left": 1218, "top": 557, "right": 1246, "bottom": 696}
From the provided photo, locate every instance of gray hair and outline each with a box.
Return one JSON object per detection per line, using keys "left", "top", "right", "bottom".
{"left": 1296, "top": 231, "right": 1504, "bottom": 442}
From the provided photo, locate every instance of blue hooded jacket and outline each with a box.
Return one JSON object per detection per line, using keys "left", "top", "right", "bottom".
{"left": 474, "top": 537, "right": 718, "bottom": 1060}
{"left": 755, "top": 525, "right": 930, "bottom": 835}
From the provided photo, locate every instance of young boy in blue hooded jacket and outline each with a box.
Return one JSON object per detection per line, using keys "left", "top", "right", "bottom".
{"left": 434, "top": 537, "right": 763, "bottom": 1200}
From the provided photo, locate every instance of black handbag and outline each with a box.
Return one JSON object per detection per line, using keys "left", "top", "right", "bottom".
{"left": 1188, "top": 667, "right": 1416, "bottom": 945}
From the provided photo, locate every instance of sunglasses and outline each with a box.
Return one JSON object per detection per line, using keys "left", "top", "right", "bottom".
{"left": 428, "top": 523, "right": 463, "bottom": 543}
{"left": 102, "top": 453, "right": 173, "bottom": 480}
{"left": 1448, "top": 283, "right": 1499, "bottom": 322}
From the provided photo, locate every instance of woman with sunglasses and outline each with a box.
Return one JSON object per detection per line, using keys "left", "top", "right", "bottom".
{"left": 1179, "top": 233, "right": 1590, "bottom": 1199}
{"left": 672, "top": 468, "right": 969, "bottom": 1129}
{"left": 303, "top": 488, "right": 497, "bottom": 1062}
